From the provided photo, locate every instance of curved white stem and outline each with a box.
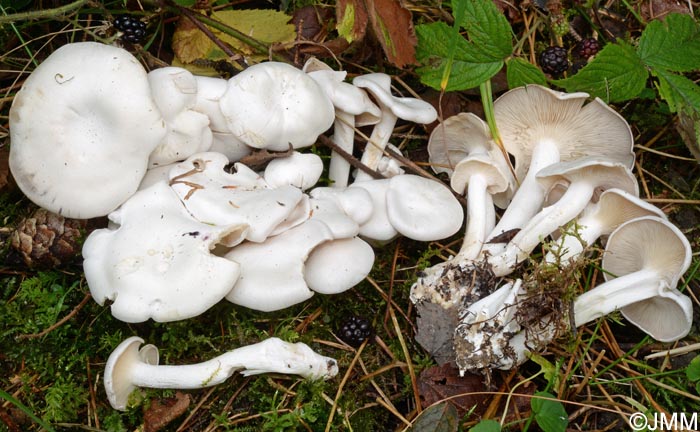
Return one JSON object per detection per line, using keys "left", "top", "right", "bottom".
{"left": 544, "top": 219, "right": 602, "bottom": 264}
{"left": 329, "top": 112, "right": 355, "bottom": 188}
{"left": 355, "top": 109, "right": 397, "bottom": 182}
{"left": 455, "top": 174, "right": 493, "bottom": 261}
{"left": 486, "top": 140, "right": 561, "bottom": 240}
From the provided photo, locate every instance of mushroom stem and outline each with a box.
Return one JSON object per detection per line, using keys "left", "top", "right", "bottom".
{"left": 329, "top": 112, "right": 356, "bottom": 188}
{"left": 355, "top": 109, "right": 397, "bottom": 182}
{"left": 487, "top": 180, "right": 594, "bottom": 276}
{"left": 573, "top": 269, "right": 660, "bottom": 326}
{"left": 455, "top": 174, "right": 494, "bottom": 261}
{"left": 485, "top": 139, "right": 561, "bottom": 240}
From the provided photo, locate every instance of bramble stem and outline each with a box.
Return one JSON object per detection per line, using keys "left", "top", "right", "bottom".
{"left": 0, "top": 0, "right": 87, "bottom": 23}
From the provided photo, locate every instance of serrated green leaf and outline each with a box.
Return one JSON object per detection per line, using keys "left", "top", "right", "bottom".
{"left": 655, "top": 68, "right": 700, "bottom": 114}
{"left": 506, "top": 57, "right": 547, "bottom": 88}
{"left": 457, "top": 0, "right": 513, "bottom": 61}
{"left": 410, "top": 402, "right": 459, "bottom": 432}
{"left": 470, "top": 419, "right": 501, "bottom": 432}
{"left": 686, "top": 355, "right": 700, "bottom": 382}
{"left": 553, "top": 42, "right": 647, "bottom": 102}
{"left": 532, "top": 392, "right": 568, "bottom": 432}
{"left": 638, "top": 13, "right": 700, "bottom": 72}
{"left": 416, "top": 22, "right": 503, "bottom": 91}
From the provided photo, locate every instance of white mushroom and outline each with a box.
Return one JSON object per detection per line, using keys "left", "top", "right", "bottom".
{"left": 147, "top": 67, "right": 213, "bottom": 166}
{"left": 487, "top": 157, "right": 638, "bottom": 276}
{"left": 485, "top": 85, "right": 634, "bottom": 240}
{"left": 303, "top": 58, "right": 381, "bottom": 188}
{"left": 224, "top": 220, "right": 334, "bottom": 311}
{"left": 104, "top": 336, "right": 338, "bottom": 411}
{"left": 352, "top": 73, "right": 437, "bottom": 182}
{"left": 168, "top": 152, "right": 307, "bottom": 243}
{"left": 263, "top": 151, "right": 324, "bottom": 191}
{"left": 83, "top": 181, "right": 247, "bottom": 323}
{"left": 545, "top": 188, "right": 666, "bottom": 264}
{"left": 305, "top": 237, "right": 375, "bottom": 294}
{"left": 9, "top": 42, "right": 166, "bottom": 219}
{"left": 219, "top": 62, "right": 335, "bottom": 151}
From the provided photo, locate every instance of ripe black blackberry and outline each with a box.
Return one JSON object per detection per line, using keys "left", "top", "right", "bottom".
{"left": 574, "top": 38, "right": 601, "bottom": 59}
{"left": 338, "top": 316, "right": 372, "bottom": 347}
{"left": 113, "top": 15, "right": 147, "bottom": 44}
{"left": 539, "top": 46, "right": 569, "bottom": 76}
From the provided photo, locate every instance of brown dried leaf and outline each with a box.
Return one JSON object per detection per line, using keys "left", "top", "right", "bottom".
{"left": 292, "top": 5, "right": 334, "bottom": 41}
{"left": 172, "top": 18, "right": 212, "bottom": 64}
{"left": 639, "top": 0, "right": 691, "bottom": 21}
{"left": 143, "top": 391, "right": 191, "bottom": 432}
{"left": 418, "top": 363, "right": 489, "bottom": 418}
{"left": 366, "top": 0, "right": 417, "bottom": 67}
{"left": 336, "top": 0, "right": 369, "bottom": 43}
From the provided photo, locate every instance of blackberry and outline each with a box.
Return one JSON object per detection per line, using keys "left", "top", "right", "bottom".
{"left": 113, "top": 15, "right": 147, "bottom": 44}
{"left": 574, "top": 38, "right": 601, "bottom": 59}
{"left": 338, "top": 316, "right": 372, "bottom": 347}
{"left": 539, "top": 46, "right": 569, "bottom": 76}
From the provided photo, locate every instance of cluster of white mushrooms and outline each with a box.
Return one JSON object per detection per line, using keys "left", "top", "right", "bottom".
{"left": 410, "top": 85, "right": 693, "bottom": 375}
{"left": 8, "top": 42, "right": 466, "bottom": 410}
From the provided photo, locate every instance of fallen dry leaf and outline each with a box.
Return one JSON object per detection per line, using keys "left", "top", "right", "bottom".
{"left": 366, "top": 0, "right": 417, "bottom": 67}
{"left": 143, "top": 391, "right": 191, "bottom": 432}
{"left": 418, "top": 363, "right": 490, "bottom": 417}
{"left": 336, "top": 0, "right": 369, "bottom": 43}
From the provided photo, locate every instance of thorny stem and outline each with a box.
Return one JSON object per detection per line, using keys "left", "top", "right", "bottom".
{"left": 0, "top": 0, "right": 87, "bottom": 24}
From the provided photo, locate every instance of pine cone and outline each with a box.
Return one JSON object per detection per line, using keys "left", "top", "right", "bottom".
{"left": 9, "top": 208, "right": 88, "bottom": 268}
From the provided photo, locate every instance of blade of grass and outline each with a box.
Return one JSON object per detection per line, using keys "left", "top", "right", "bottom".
{"left": 0, "top": 388, "right": 57, "bottom": 432}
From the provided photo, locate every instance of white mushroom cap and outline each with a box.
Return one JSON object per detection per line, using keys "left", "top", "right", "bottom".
{"left": 220, "top": 62, "right": 335, "bottom": 151}
{"left": 225, "top": 220, "right": 334, "bottom": 311}
{"left": 9, "top": 42, "right": 166, "bottom": 219}
{"left": 193, "top": 75, "right": 229, "bottom": 132}
{"left": 310, "top": 186, "right": 374, "bottom": 226}
{"left": 83, "top": 181, "right": 246, "bottom": 323}
{"left": 308, "top": 196, "right": 360, "bottom": 239}
{"left": 147, "top": 67, "right": 213, "bottom": 166}
{"left": 352, "top": 73, "right": 438, "bottom": 124}
{"left": 168, "top": 152, "right": 307, "bottom": 243}
{"left": 428, "top": 112, "right": 493, "bottom": 176}
{"left": 263, "top": 151, "right": 324, "bottom": 191}
{"left": 602, "top": 216, "right": 692, "bottom": 341}
{"left": 451, "top": 152, "right": 515, "bottom": 209}
{"left": 305, "top": 237, "right": 375, "bottom": 294}
{"left": 386, "top": 174, "right": 464, "bottom": 241}
{"left": 494, "top": 84, "right": 635, "bottom": 181}
{"left": 349, "top": 179, "right": 399, "bottom": 243}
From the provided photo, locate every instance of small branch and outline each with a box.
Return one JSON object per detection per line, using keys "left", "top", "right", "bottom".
{"left": 316, "top": 135, "right": 385, "bottom": 180}
{"left": 0, "top": 0, "right": 87, "bottom": 23}
{"left": 16, "top": 292, "right": 91, "bottom": 340}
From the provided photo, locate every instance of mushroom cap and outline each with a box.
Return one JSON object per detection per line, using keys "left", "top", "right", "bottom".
{"left": 536, "top": 156, "right": 639, "bottom": 197}
{"left": 451, "top": 152, "right": 516, "bottom": 209}
{"left": 263, "top": 151, "right": 324, "bottom": 191}
{"left": 603, "top": 216, "right": 693, "bottom": 341}
{"left": 104, "top": 336, "right": 159, "bottom": 410}
{"left": 148, "top": 67, "right": 197, "bottom": 121}
{"left": 494, "top": 84, "right": 634, "bottom": 181}
{"left": 9, "top": 42, "right": 166, "bottom": 219}
{"left": 305, "top": 237, "right": 375, "bottom": 294}
{"left": 428, "top": 112, "right": 493, "bottom": 175}
{"left": 386, "top": 174, "right": 464, "bottom": 241}
{"left": 580, "top": 188, "right": 666, "bottom": 235}
{"left": 193, "top": 75, "right": 229, "bottom": 132}
{"left": 224, "top": 220, "right": 334, "bottom": 311}
{"left": 352, "top": 73, "right": 438, "bottom": 124}
{"left": 83, "top": 181, "right": 246, "bottom": 322}
{"left": 303, "top": 58, "right": 382, "bottom": 119}
{"left": 308, "top": 196, "right": 360, "bottom": 239}
{"left": 219, "top": 62, "right": 335, "bottom": 151}
{"left": 310, "top": 186, "right": 374, "bottom": 226}
{"left": 168, "top": 152, "right": 307, "bottom": 243}
{"left": 349, "top": 179, "right": 399, "bottom": 243}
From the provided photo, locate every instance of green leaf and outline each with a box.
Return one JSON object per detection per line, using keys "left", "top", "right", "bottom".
{"left": 654, "top": 68, "right": 700, "bottom": 114}
{"left": 416, "top": 22, "right": 503, "bottom": 91}
{"left": 553, "top": 42, "right": 647, "bottom": 103}
{"left": 470, "top": 419, "right": 502, "bottom": 432}
{"left": 687, "top": 355, "right": 700, "bottom": 382}
{"left": 456, "top": 0, "right": 513, "bottom": 61}
{"left": 532, "top": 392, "right": 568, "bottom": 432}
{"left": 410, "top": 402, "right": 459, "bottom": 432}
{"left": 529, "top": 353, "right": 560, "bottom": 389}
{"left": 638, "top": 13, "right": 700, "bottom": 72}
{"left": 506, "top": 57, "right": 547, "bottom": 88}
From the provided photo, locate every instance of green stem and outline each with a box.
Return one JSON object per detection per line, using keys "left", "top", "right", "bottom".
{"left": 480, "top": 80, "right": 501, "bottom": 146}
{"left": 500, "top": 370, "right": 544, "bottom": 427}
{"left": 0, "top": 0, "right": 87, "bottom": 24}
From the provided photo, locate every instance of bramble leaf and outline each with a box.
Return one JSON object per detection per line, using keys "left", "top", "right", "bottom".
{"left": 506, "top": 57, "right": 547, "bottom": 88}
{"left": 655, "top": 68, "right": 700, "bottom": 114}
{"left": 638, "top": 13, "right": 700, "bottom": 72}
{"left": 457, "top": 0, "right": 512, "bottom": 61}
{"left": 686, "top": 355, "right": 700, "bottom": 382}
{"left": 553, "top": 42, "right": 647, "bottom": 102}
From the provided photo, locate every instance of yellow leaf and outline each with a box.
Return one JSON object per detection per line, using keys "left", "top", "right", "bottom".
{"left": 210, "top": 9, "right": 295, "bottom": 60}
{"left": 172, "top": 20, "right": 213, "bottom": 64}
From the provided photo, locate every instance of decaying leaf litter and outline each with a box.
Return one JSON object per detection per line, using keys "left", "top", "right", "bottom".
{"left": 1, "top": 0, "right": 700, "bottom": 431}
